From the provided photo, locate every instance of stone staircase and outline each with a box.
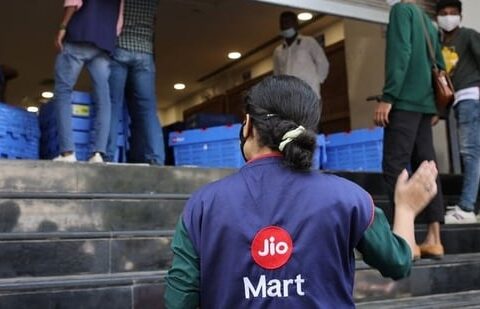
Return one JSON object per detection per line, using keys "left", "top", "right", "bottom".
{"left": 0, "top": 161, "right": 478, "bottom": 308}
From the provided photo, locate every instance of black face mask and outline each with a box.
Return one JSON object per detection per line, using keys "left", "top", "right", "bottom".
{"left": 239, "top": 122, "right": 248, "bottom": 162}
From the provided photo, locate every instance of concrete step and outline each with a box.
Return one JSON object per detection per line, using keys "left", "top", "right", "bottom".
{"left": 0, "top": 160, "right": 233, "bottom": 194}
{"left": 356, "top": 290, "right": 480, "bottom": 308}
{"left": 0, "top": 198, "right": 185, "bottom": 233}
{"left": 0, "top": 225, "right": 479, "bottom": 280}
{"left": 1, "top": 197, "right": 478, "bottom": 247}
{"left": 0, "top": 161, "right": 467, "bottom": 197}
{"left": 0, "top": 254, "right": 478, "bottom": 308}
{"left": 0, "top": 162, "right": 476, "bottom": 308}
{"left": 0, "top": 234, "right": 173, "bottom": 279}
{"left": 355, "top": 253, "right": 480, "bottom": 303}
{"left": 0, "top": 271, "right": 165, "bottom": 309}
{"left": 415, "top": 223, "right": 480, "bottom": 254}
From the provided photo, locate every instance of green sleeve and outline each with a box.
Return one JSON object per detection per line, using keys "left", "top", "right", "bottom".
{"left": 164, "top": 218, "right": 200, "bottom": 309}
{"left": 382, "top": 5, "right": 412, "bottom": 103}
{"left": 356, "top": 207, "right": 412, "bottom": 280}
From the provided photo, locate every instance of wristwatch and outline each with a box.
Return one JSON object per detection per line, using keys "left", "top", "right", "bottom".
{"left": 59, "top": 24, "right": 67, "bottom": 31}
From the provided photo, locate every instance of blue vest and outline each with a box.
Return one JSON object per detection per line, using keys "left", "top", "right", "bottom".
{"left": 66, "top": 0, "right": 120, "bottom": 53}
{"left": 183, "top": 157, "right": 374, "bottom": 308}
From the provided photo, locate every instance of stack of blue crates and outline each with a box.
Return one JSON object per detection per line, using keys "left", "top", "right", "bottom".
{"left": 169, "top": 124, "right": 328, "bottom": 170}
{"left": 39, "top": 91, "right": 129, "bottom": 162}
{"left": 169, "top": 124, "right": 244, "bottom": 168}
{"left": 324, "top": 127, "right": 384, "bottom": 172}
{"left": 169, "top": 124, "right": 383, "bottom": 171}
{"left": 0, "top": 103, "right": 40, "bottom": 159}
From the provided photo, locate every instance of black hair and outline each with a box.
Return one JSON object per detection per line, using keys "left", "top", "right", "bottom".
{"left": 436, "top": 0, "right": 462, "bottom": 14}
{"left": 280, "top": 11, "right": 298, "bottom": 21}
{"left": 244, "top": 75, "right": 320, "bottom": 171}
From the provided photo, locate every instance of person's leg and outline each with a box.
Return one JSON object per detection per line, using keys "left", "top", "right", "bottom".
{"left": 124, "top": 82, "right": 144, "bottom": 163}
{"left": 411, "top": 114, "right": 444, "bottom": 255}
{"left": 86, "top": 50, "right": 112, "bottom": 159}
{"left": 382, "top": 110, "right": 422, "bottom": 222}
{"left": 454, "top": 100, "right": 480, "bottom": 212}
{"left": 53, "top": 43, "right": 87, "bottom": 156}
{"left": 106, "top": 49, "right": 129, "bottom": 162}
{"left": 128, "top": 53, "right": 165, "bottom": 165}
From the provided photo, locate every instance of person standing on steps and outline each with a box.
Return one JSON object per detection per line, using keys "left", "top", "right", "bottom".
{"left": 273, "top": 11, "right": 329, "bottom": 116}
{"left": 52, "top": 0, "right": 123, "bottom": 163}
{"left": 373, "top": 0, "right": 445, "bottom": 259}
{"left": 106, "top": 0, "right": 165, "bottom": 165}
{"left": 436, "top": 0, "right": 480, "bottom": 224}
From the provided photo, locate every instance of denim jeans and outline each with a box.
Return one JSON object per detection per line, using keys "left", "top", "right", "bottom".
{"left": 54, "top": 42, "right": 111, "bottom": 154}
{"left": 107, "top": 48, "right": 165, "bottom": 164}
{"left": 455, "top": 99, "right": 480, "bottom": 212}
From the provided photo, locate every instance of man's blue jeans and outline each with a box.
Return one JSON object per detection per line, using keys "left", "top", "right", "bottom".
{"left": 455, "top": 99, "right": 480, "bottom": 212}
{"left": 107, "top": 48, "right": 165, "bottom": 164}
{"left": 54, "top": 43, "right": 111, "bottom": 154}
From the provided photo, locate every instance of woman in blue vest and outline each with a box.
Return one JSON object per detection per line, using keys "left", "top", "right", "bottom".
{"left": 165, "top": 76, "right": 438, "bottom": 308}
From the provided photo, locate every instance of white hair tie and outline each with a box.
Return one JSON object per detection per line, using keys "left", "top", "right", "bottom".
{"left": 278, "top": 126, "right": 306, "bottom": 152}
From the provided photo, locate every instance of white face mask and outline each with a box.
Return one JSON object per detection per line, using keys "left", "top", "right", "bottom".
{"left": 281, "top": 28, "right": 296, "bottom": 39}
{"left": 437, "top": 15, "right": 461, "bottom": 32}
{"left": 386, "top": 0, "right": 401, "bottom": 6}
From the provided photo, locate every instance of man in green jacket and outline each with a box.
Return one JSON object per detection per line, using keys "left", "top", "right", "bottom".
{"left": 373, "top": 0, "right": 445, "bottom": 259}
{"left": 437, "top": 0, "right": 480, "bottom": 224}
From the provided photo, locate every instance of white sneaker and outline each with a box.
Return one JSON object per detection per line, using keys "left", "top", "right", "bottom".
{"left": 53, "top": 153, "right": 77, "bottom": 162}
{"left": 445, "top": 205, "right": 477, "bottom": 224}
{"left": 88, "top": 152, "right": 104, "bottom": 164}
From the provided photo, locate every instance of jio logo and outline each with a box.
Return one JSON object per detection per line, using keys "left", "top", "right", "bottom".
{"left": 251, "top": 226, "right": 293, "bottom": 270}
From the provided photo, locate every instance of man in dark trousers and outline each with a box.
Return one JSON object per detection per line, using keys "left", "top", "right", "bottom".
{"left": 437, "top": 0, "right": 480, "bottom": 224}
{"left": 373, "top": 0, "right": 445, "bottom": 259}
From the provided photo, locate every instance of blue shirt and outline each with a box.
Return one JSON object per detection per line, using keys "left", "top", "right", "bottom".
{"left": 66, "top": 0, "right": 121, "bottom": 53}
{"left": 182, "top": 156, "right": 374, "bottom": 308}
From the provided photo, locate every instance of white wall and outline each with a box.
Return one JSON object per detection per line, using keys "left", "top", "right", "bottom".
{"left": 344, "top": 19, "right": 386, "bottom": 130}
{"left": 461, "top": 0, "right": 480, "bottom": 31}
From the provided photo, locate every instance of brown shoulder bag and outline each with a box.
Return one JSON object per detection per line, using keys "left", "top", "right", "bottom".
{"left": 418, "top": 7, "right": 455, "bottom": 116}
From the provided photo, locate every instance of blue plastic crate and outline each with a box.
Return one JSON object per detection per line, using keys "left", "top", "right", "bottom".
{"left": 312, "top": 134, "right": 327, "bottom": 170}
{"left": 169, "top": 124, "right": 244, "bottom": 168}
{"left": 39, "top": 91, "right": 129, "bottom": 162}
{"left": 324, "top": 128, "right": 383, "bottom": 172}
{"left": 0, "top": 102, "right": 40, "bottom": 160}
{"left": 0, "top": 132, "right": 39, "bottom": 159}
{"left": 71, "top": 91, "right": 92, "bottom": 105}
{"left": 0, "top": 103, "right": 40, "bottom": 137}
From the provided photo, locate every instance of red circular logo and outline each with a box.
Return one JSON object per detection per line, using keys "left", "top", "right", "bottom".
{"left": 251, "top": 226, "right": 293, "bottom": 270}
